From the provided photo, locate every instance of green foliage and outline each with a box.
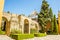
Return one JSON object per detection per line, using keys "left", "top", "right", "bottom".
{"left": 53, "top": 15, "right": 58, "bottom": 33}
{"left": 49, "top": 8, "right": 53, "bottom": 18}
{"left": 38, "top": 0, "right": 50, "bottom": 33}
{"left": 48, "top": 8, "right": 54, "bottom": 32}
{"left": 11, "top": 29, "right": 22, "bottom": 34}
{"left": 30, "top": 29, "right": 37, "bottom": 34}
{"left": 34, "top": 33, "right": 47, "bottom": 37}
{"left": 48, "top": 15, "right": 58, "bottom": 34}
{"left": 0, "top": 29, "right": 5, "bottom": 35}
{"left": 10, "top": 34, "right": 34, "bottom": 40}
{"left": 38, "top": 0, "right": 58, "bottom": 35}
{"left": 7, "top": 11, "right": 10, "bottom": 13}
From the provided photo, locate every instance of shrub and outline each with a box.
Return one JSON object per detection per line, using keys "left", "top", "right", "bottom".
{"left": 30, "top": 28, "right": 37, "bottom": 34}
{"left": 10, "top": 34, "right": 34, "bottom": 40}
{"left": 34, "top": 33, "right": 47, "bottom": 37}
{"left": 0, "top": 30, "right": 5, "bottom": 34}
{"left": 11, "top": 29, "right": 22, "bottom": 34}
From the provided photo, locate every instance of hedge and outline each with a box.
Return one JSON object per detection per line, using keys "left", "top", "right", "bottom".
{"left": 34, "top": 33, "right": 47, "bottom": 37}
{"left": 10, "top": 34, "right": 34, "bottom": 40}
{"left": 0, "top": 30, "right": 5, "bottom": 35}
{"left": 30, "top": 28, "right": 37, "bottom": 34}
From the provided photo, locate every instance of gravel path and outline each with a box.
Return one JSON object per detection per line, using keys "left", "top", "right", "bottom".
{"left": 24, "top": 35, "right": 60, "bottom": 40}
{"left": 0, "top": 35, "right": 14, "bottom": 40}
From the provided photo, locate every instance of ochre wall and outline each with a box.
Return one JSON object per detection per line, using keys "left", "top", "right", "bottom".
{"left": 58, "top": 13, "right": 60, "bottom": 34}
{"left": 0, "top": 0, "right": 4, "bottom": 27}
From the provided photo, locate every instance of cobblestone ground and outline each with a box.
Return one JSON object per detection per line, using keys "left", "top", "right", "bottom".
{"left": 0, "top": 35, "right": 14, "bottom": 40}
{"left": 24, "top": 35, "right": 60, "bottom": 40}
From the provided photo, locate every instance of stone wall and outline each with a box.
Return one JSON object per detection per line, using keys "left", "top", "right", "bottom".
{"left": 0, "top": 0, "right": 4, "bottom": 27}
{"left": 58, "top": 11, "right": 60, "bottom": 34}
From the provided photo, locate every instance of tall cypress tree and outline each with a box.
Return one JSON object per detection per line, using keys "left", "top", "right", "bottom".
{"left": 49, "top": 8, "right": 53, "bottom": 18}
{"left": 38, "top": 0, "right": 50, "bottom": 33}
{"left": 49, "top": 8, "right": 54, "bottom": 32}
{"left": 53, "top": 15, "right": 58, "bottom": 33}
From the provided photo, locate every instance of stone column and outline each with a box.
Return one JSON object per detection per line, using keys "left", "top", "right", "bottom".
{"left": 6, "top": 21, "right": 10, "bottom": 36}
{"left": 0, "top": 0, "right": 4, "bottom": 27}
{"left": 22, "top": 20, "right": 24, "bottom": 34}
{"left": 29, "top": 21, "right": 30, "bottom": 34}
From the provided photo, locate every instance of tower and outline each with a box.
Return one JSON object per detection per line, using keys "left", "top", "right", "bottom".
{"left": 58, "top": 11, "right": 60, "bottom": 34}
{"left": 0, "top": 0, "right": 4, "bottom": 27}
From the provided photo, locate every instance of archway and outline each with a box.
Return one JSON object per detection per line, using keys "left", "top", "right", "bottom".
{"left": 24, "top": 19, "right": 29, "bottom": 33}
{"left": 1, "top": 17, "right": 10, "bottom": 36}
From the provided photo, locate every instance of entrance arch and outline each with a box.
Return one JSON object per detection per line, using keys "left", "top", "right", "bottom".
{"left": 1, "top": 17, "right": 10, "bottom": 36}
{"left": 24, "top": 19, "right": 29, "bottom": 33}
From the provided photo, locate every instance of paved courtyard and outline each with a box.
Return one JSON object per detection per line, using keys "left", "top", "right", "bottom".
{"left": 0, "top": 35, "right": 60, "bottom": 40}
{"left": 0, "top": 35, "right": 14, "bottom": 40}
{"left": 24, "top": 35, "right": 60, "bottom": 40}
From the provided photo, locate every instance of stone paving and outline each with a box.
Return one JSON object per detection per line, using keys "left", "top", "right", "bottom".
{"left": 0, "top": 35, "right": 60, "bottom": 40}
{"left": 0, "top": 35, "right": 14, "bottom": 40}
{"left": 24, "top": 35, "right": 60, "bottom": 40}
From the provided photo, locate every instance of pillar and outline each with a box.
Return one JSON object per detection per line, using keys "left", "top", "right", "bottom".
{"left": 0, "top": 0, "right": 4, "bottom": 27}
{"left": 6, "top": 21, "right": 10, "bottom": 36}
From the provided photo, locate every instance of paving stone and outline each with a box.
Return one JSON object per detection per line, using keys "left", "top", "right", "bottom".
{"left": 24, "top": 35, "right": 60, "bottom": 40}
{"left": 0, "top": 35, "right": 14, "bottom": 40}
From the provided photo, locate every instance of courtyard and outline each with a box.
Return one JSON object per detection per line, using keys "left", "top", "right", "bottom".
{"left": 0, "top": 0, "right": 60, "bottom": 40}
{"left": 24, "top": 35, "right": 60, "bottom": 40}
{"left": 0, "top": 35, "right": 60, "bottom": 40}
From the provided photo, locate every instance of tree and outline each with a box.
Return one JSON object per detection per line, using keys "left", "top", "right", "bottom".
{"left": 49, "top": 8, "right": 53, "bottom": 18}
{"left": 53, "top": 15, "right": 58, "bottom": 33}
{"left": 49, "top": 8, "right": 54, "bottom": 32}
{"left": 38, "top": 0, "right": 50, "bottom": 33}
{"left": 7, "top": 11, "right": 10, "bottom": 13}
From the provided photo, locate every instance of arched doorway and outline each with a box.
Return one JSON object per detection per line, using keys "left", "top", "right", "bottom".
{"left": 24, "top": 19, "right": 29, "bottom": 33}
{"left": 1, "top": 17, "right": 10, "bottom": 36}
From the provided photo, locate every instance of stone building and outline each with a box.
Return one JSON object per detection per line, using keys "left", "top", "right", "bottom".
{"left": 58, "top": 11, "right": 60, "bottom": 34}
{"left": 0, "top": 0, "right": 4, "bottom": 27}
{"left": 1, "top": 12, "right": 40, "bottom": 35}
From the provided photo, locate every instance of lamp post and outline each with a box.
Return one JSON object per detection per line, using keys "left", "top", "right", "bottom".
{"left": 0, "top": 0, "right": 4, "bottom": 28}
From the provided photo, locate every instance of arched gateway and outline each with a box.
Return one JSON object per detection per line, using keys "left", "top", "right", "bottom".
{"left": 24, "top": 19, "right": 29, "bottom": 33}
{"left": 1, "top": 17, "right": 10, "bottom": 36}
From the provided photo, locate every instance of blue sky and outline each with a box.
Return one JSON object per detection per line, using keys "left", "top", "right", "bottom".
{"left": 4, "top": 0, "right": 60, "bottom": 17}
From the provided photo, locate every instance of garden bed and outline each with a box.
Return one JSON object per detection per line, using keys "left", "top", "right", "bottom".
{"left": 10, "top": 34, "right": 34, "bottom": 40}
{"left": 34, "top": 33, "right": 47, "bottom": 37}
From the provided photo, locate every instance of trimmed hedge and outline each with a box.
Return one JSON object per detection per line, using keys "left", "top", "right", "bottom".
{"left": 11, "top": 29, "right": 22, "bottom": 34}
{"left": 0, "top": 30, "right": 5, "bottom": 35}
{"left": 10, "top": 34, "right": 34, "bottom": 40}
{"left": 34, "top": 33, "right": 47, "bottom": 37}
{"left": 30, "top": 29, "right": 37, "bottom": 34}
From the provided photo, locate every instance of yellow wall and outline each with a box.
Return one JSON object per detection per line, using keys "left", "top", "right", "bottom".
{"left": 58, "top": 12, "right": 60, "bottom": 34}
{"left": 0, "top": 0, "right": 4, "bottom": 27}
